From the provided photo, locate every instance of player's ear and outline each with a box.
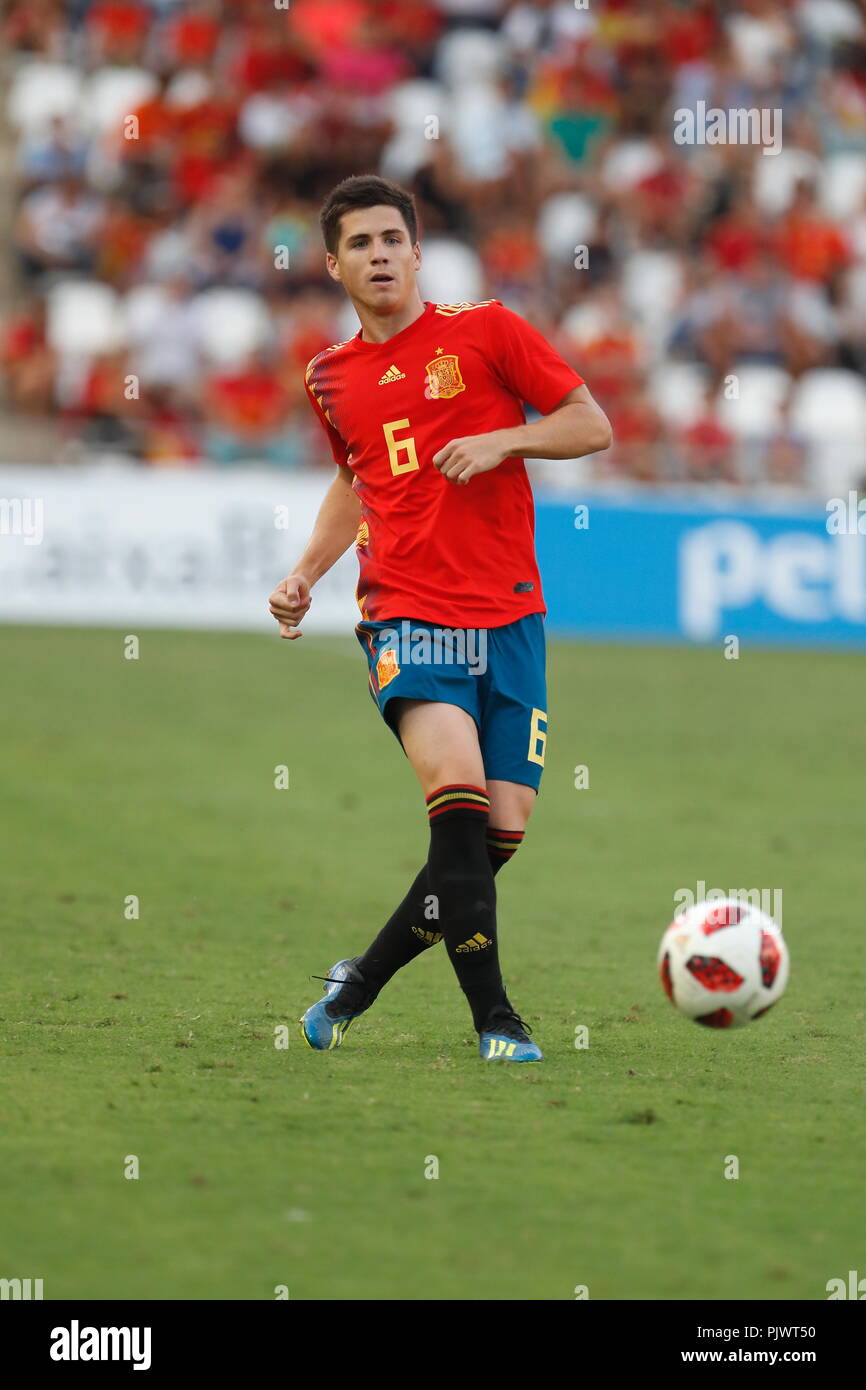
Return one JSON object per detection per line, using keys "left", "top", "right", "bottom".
{"left": 413, "top": 242, "right": 422, "bottom": 271}
{"left": 325, "top": 253, "right": 342, "bottom": 284}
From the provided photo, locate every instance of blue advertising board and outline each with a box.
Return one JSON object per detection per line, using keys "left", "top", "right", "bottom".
{"left": 534, "top": 493, "right": 866, "bottom": 647}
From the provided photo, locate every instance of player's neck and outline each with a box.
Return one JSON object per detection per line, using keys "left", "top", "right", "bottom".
{"left": 355, "top": 293, "right": 426, "bottom": 345}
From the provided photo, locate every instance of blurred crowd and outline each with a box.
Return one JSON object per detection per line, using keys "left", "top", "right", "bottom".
{"left": 3, "top": 0, "right": 866, "bottom": 489}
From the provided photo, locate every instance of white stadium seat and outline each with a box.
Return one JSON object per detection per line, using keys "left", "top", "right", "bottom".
{"left": 122, "top": 285, "right": 173, "bottom": 343}
{"left": 790, "top": 368, "right": 866, "bottom": 439}
{"left": 166, "top": 69, "right": 213, "bottom": 111}
{"left": 46, "top": 280, "right": 124, "bottom": 355}
{"left": 796, "top": 0, "right": 864, "bottom": 44}
{"left": 190, "top": 289, "right": 272, "bottom": 365}
{"left": 434, "top": 29, "right": 507, "bottom": 88}
{"left": 819, "top": 152, "right": 866, "bottom": 220}
{"left": 381, "top": 81, "right": 450, "bottom": 179}
{"left": 7, "top": 62, "right": 82, "bottom": 133}
{"left": 621, "top": 249, "right": 684, "bottom": 349}
{"left": 650, "top": 362, "right": 709, "bottom": 428}
{"left": 753, "top": 147, "right": 821, "bottom": 215}
{"left": 380, "top": 77, "right": 447, "bottom": 180}
{"left": 79, "top": 67, "right": 159, "bottom": 137}
{"left": 716, "top": 364, "right": 792, "bottom": 438}
{"left": 599, "top": 138, "right": 664, "bottom": 192}
{"left": 417, "top": 237, "right": 484, "bottom": 304}
{"left": 790, "top": 368, "right": 866, "bottom": 492}
{"left": 386, "top": 79, "right": 449, "bottom": 133}
{"left": 537, "top": 193, "right": 597, "bottom": 264}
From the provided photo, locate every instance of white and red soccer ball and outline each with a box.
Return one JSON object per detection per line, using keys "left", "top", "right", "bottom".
{"left": 658, "top": 898, "right": 789, "bottom": 1028}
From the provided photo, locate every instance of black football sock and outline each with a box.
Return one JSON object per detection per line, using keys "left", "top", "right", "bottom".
{"left": 355, "top": 826, "right": 525, "bottom": 989}
{"left": 354, "top": 863, "right": 441, "bottom": 988}
{"left": 424, "top": 784, "right": 506, "bottom": 1032}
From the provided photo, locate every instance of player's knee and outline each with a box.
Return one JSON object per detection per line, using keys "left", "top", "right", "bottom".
{"left": 486, "top": 779, "right": 536, "bottom": 833}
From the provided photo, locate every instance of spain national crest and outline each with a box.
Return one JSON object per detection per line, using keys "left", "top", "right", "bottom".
{"left": 425, "top": 352, "right": 466, "bottom": 400}
{"left": 376, "top": 647, "right": 400, "bottom": 689}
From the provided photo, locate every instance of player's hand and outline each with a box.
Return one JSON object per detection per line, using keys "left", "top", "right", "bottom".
{"left": 268, "top": 573, "right": 311, "bottom": 639}
{"left": 432, "top": 431, "right": 508, "bottom": 485}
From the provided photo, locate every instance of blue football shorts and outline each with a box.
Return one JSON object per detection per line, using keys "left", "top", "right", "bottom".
{"left": 355, "top": 612, "right": 548, "bottom": 791}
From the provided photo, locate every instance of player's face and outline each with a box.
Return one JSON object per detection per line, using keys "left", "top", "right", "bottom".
{"left": 327, "top": 206, "right": 421, "bottom": 313}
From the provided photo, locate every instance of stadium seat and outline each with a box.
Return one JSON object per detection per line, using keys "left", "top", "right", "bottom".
{"left": 649, "top": 362, "right": 709, "bottom": 428}
{"left": 80, "top": 67, "right": 159, "bottom": 136}
{"left": 166, "top": 69, "right": 213, "bottom": 111}
{"left": 716, "top": 365, "right": 792, "bottom": 438}
{"left": 753, "top": 147, "right": 822, "bottom": 214}
{"left": 386, "top": 79, "right": 449, "bottom": 132}
{"left": 7, "top": 62, "right": 82, "bottom": 133}
{"left": 380, "top": 79, "right": 447, "bottom": 182}
{"left": 819, "top": 152, "right": 866, "bottom": 219}
{"left": 537, "top": 193, "right": 598, "bottom": 265}
{"left": 599, "top": 138, "right": 664, "bottom": 192}
{"left": 434, "top": 28, "right": 507, "bottom": 88}
{"left": 122, "top": 285, "right": 173, "bottom": 343}
{"left": 417, "top": 237, "right": 484, "bottom": 304}
{"left": 621, "top": 250, "right": 683, "bottom": 349}
{"left": 190, "top": 289, "right": 272, "bottom": 365}
{"left": 449, "top": 86, "right": 514, "bottom": 179}
{"left": 797, "top": 0, "right": 864, "bottom": 44}
{"left": 46, "top": 280, "right": 124, "bottom": 355}
{"left": 790, "top": 368, "right": 866, "bottom": 438}
{"left": 790, "top": 369, "right": 866, "bottom": 491}
{"left": 381, "top": 80, "right": 450, "bottom": 181}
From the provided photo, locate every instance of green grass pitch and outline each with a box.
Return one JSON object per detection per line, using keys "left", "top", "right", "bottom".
{"left": 2, "top": 625, "right": 864, "bottom": 1301}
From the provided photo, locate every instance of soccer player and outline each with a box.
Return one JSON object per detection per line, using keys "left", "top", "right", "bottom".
{"left": 269, "top": 175, "right": 611, "bottom": 1062}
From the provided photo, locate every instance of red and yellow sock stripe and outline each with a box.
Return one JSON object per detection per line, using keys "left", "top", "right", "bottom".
{"left": 426, "top": 784, "right": 490, "bottom": 821}
{"left": 486, "top": 827, "right": 525, "bottom": 866}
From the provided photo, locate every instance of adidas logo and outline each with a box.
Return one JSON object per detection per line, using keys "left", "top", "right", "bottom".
{"left": 455, "top": 932, "right": 492, "bottom": 954}
{"left": 411, "top": 925, "right": 443, "bottom": 946}
{"left": 378, "top": 364, "right": 405, "bottom": 385}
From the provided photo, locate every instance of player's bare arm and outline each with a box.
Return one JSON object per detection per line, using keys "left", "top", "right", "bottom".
{"left": 268, "top": 463, "right": 360, "bottom": 639}
{"left": 432, "top": 385, "right": 611, "bottom": 485}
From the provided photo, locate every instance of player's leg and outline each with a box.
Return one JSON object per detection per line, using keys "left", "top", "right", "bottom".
{"left": 391, "top": 699, "right": 512, "bottom": 1033}
{"left": 332, "top": 622, "right": 493, "bottom": 991}
{"left": 470, "top": 614, "right": 548, "bottom": 1059}
{"left": 300, "top": 624, "right": 485, "bottom": 1049}
{"left": 351, "top": 776, "right": 532, "bottom": 989}
{"left": 354, "top": 699, "right": 484, "bottom": 979}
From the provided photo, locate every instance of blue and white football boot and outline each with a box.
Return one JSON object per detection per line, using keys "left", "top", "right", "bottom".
{"left": 299, "top": 958, "right": 378, "bottom": 1050}
{"left": 479, "top": 1004, "right": 543, "bottom": 1062}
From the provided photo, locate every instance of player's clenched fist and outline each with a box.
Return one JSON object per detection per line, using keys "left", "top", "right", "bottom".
{"left": 432, "top": 431, "right": 508, "bottom": 485}
{"left": 268, "top": 573, "right": 311, "bottom": 639}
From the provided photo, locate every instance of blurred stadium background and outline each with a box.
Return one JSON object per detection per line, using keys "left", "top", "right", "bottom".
{"left": 1, "top": 0, "right": 865, "bottom": 486}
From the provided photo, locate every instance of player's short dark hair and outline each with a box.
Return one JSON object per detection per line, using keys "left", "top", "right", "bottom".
{"left": 319, "top": 175, "right": 418, "bottom": 255}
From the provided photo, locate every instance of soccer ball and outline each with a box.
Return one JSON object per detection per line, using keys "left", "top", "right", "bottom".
{"left": 658, "top": 898, "right": 789, "bottom": 1028}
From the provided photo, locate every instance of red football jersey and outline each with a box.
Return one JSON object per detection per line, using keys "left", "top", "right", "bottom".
{"left": 304, "top": 299, "right": 584, "bottom": 627}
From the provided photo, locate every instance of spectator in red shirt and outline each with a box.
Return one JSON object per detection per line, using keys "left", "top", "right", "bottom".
{"left": 204, "top": 350, "right": 298, "bottom": 466}
{"left": 706, "top": 191, "right": 768, "bottom": 273}
{"left": 85, "top": 0, "right": 149, "bottom": 64}
{"left": 0, "top": 298, "right": 55, "bottom": 414}
{"left": 680, "top": 389, "right": 737, "bottom": 484}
